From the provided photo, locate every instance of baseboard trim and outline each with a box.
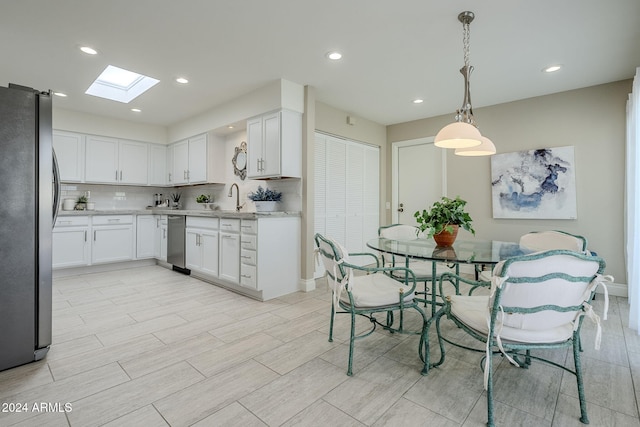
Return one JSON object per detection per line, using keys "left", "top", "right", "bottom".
{"left": 602, "top": 282, "right": 627, "bottom": 298}
{"left": 299, "top": 278, "right": 316, "bottom": 292}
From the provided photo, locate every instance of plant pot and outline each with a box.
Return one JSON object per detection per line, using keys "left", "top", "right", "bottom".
{"left": 254, "top": 201, "right": 278, "bottom": 212}
{"left": 433, "top": 224, "right": 459, "bottom": 247}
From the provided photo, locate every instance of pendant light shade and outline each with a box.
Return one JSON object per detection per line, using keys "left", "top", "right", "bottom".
{"left": 434, "top": 122, "right": 482, "bottom": 149}
{"left": 435, "top": 11, "right": 495, "bottom": 156}
{"left": 454, "top": 136, "right": 496, "bottom": 156}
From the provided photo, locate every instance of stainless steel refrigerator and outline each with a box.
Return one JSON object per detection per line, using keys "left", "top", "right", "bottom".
{"left": 0, "top": 83, "right": 58, "bottom": 371}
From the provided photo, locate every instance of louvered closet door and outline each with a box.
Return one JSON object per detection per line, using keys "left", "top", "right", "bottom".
{"left": 314, "top": 132, "right": 380, "bottom": 277}
{"left": 325, "top": 137, "right": 347, "bottom": 245}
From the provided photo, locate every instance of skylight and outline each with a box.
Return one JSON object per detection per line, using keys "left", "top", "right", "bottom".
{"left": 85, "top": 65, "right": 159, "bottom": 103}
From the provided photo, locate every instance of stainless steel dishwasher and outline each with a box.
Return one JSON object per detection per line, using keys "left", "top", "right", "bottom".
{"left": 167, "top": 215, "right": 188, "bottom": 272}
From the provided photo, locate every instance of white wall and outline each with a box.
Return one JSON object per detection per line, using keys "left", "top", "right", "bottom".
{"left": 387, "top": 80, "right": 631, "bottom": 287}
{"left": 168, "top": 79, "right": 304, "bottom": 142}
{"left": 53, "top": 108, "right": 167, "bottom": 144}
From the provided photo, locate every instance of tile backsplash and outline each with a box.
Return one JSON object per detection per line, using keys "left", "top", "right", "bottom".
{"left": 59, "top": 179, "right": 302, "bottom": 213}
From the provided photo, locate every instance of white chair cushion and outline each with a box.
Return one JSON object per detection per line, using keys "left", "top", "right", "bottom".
{"left": 387, "top": 261, "right": 454, "bottom": 279}
{"left": 449, "top": 295, "right": 574, "bottom": 344}
{"left": 343, "top": 273, "right": 415, "bottom": 308}
{"left": 519, "top": 231, "right": 585, "bottom": 252}
{"left": 478, "top": 269, "right": 492, "bottom": 282}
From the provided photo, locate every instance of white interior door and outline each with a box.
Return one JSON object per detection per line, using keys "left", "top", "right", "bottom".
{"left": 393, "top": 138, "right": 445, "bottom": 225}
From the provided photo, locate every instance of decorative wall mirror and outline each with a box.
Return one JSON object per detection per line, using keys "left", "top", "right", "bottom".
{"left": 232, "top": 141, "right": 247, "bottom": 180}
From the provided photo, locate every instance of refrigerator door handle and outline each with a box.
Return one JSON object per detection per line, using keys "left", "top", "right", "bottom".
{"left": 52, "top": 148, "right": 61, "bottom": 224}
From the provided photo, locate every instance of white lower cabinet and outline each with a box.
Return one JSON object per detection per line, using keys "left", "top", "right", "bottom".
{"left": 137, "top": 214, "right": 167, "bottom": 260}
{"left": 186, "top": 217, "right": 219, "bottom": 276}
{"left": 238, "top": 217, "right": 301, "bottom": 299}
{"left": 136, "top": 215, "right": 156, "bottom": 259}
{"left": 91, "top": 215, "right": 134, "bottom": 264}
{"left": 158, "top": 216, "right": 168, "bottom": 261}
{"left": 219, "top": 218, "right": 240, "bottom": 284}
{"left": 53, "top": 216, "right": 90, "bottom": 268}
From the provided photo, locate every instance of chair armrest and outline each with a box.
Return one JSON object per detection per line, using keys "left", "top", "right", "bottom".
{"left": 341, "top": 260, "right": 418, "bottom": 293}
{"left": 439, "top": 272, "right": 491, "bottom": 300}
{"left": 347, "top": 251, "right": 381, "bottom": 268}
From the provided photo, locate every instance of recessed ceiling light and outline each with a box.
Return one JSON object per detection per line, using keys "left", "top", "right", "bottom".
{"left": 326, "top": 51, "right": 342, "bottom": 60}
{"left": 413, "top": 99, "right": 424, "bottom": 104}
{"left": 53, "top": 92, "right": 67, "bottom": 97}
{"left": 543, "top": 65, "right": 562, "bottom": 73}
{"left": 131, "top": 108, "right": 141, "bottom": 113}
{"left": 85, "top": 65, "right": 160, "bottom": 103}
{"left": 80, "top": 46, "right": 98, "bottom": 55}
{"left": 176, "top": 77, "right": 189, "bottom": 84}
{"left": 228, "top": 125, "right": 234, "bottom": 129}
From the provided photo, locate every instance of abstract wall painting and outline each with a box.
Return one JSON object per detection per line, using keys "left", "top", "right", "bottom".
{"left": 491, "top": 146, "right": 577, "bottom": 219}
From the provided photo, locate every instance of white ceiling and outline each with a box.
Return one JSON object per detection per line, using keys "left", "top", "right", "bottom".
{"left": 2, "top": 0, "right": 639, "bottom": 128}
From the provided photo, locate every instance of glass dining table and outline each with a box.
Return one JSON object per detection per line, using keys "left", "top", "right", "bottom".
{"left": 366, "top": 237, "right": 533, "bottom": 315}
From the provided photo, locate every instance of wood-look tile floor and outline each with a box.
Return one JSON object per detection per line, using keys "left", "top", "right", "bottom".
{"left": 1, "top": 265, "right": 639, "bottom": 426}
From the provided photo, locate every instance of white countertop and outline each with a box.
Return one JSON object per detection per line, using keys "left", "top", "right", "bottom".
{"left": 57, "top": 208, "right": 300, "bottom": 219}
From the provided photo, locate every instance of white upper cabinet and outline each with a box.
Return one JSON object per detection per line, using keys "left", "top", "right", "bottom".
{"left": 53, "top": 130, "right": 85, "bottom": 182}
{"left": 85, "top": 135, "right": 118, "bottom": 183}
{"left": 171, "top": 139, "right": 189, "bottom": 185}
{"left": 85, "top": 135, "right": 148, "bottom": 185}
{"left": 148, "top": 143, "right": 167, "bottom": 186}
{"left": 247, "top": 109, "right": 302, "bottom": 179}
{"left": 187, "top": 134, "right": 207, "bottom": 183}
{"left": 119, "top": 140, "right": 148, "bottom": 184}
{"left": 169, "top": 133, "right": 224, "bottom": 185}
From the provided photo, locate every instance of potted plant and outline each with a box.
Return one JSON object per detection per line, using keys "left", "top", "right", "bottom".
{"left": 171, "top": 192, "right": 182, "bottom": 209}
{"left": 196, "top": 194, "right": 214, "bottom": 209}
{"left": 75, "top": 195, "right": 88, "bottom": 210}
{"left": 248, "top": 186, "right": 282, "bottom": 212}
{"left": 414, "top": 196, "right": 475, "bottom": 246}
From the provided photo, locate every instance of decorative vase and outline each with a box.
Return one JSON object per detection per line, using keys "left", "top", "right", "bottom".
{"left": 254, "top": 201, "right": 278, "bottom": 212}
{"left": 433, "top": 224, "right": 459, "bottom": 246}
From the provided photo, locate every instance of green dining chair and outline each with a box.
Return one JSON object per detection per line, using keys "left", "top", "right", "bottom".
{"left": 378, "top": 224, "right": 457, "bottom": 315}
{"left": 314, "top": 233, "right": 430, "bottom": 376}
{"left": 477, "top": 230, "right": 590, "bottom": 283}
{"left": 426, "top": 249, "right": 612, "bottom": 426}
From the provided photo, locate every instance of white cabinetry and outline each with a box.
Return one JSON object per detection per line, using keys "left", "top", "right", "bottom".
{"left": 53, "top": 216, "right": 90, "bottom": 268}
{"left": 219, "top": 218, "right": 240, "bottom": 284}
{"left": 158, "top": 215, "right": 168, "bottom": 261}
{"left": 247, "top": 110, "right": 302, "bottom": 179}
{"left": 91, "top": 215, "right": 134, "bottom": 264}
{"left": 169, "top": 134, "right": 221, "bottom": 185}
{"left": 85, "top": 136, "right": 148, "bottom": 185}
{"left": 186, "top": 217, "right": 219, "bottom": 276}
{"left": 240, "top": 219, "right": 258, "bottom": 289}
{"left": 53, "top": 131, "right": 84, "bottom": 182}
{"left": 239, "top": 217, "right": 300, "bottom": 299}
{"left": 136, "top": 215, "right": 156, "bottom": 259}
{"left": 148, "top": 144, "right": 167, "bottom": 186}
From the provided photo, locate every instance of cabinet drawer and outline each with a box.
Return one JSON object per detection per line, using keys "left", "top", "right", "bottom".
{"left": 240, "top": 219, "right": 257, "bottom": 235}
{"left": 241, "top": 249, "right": 256, "bottom": 266}
{"left": 240, "top": 264, "right": 257, "bottom": 289}
{"left": 241, "top": 235, "right": 257, "bottom": 250}
{"left": 55, "top": 216, "right": 90, "bottom": 227}
{"left": 186, "top": 216, "right": 218, "bottom": 230}
{"left": 92, "top": 215, "right": 133, "bottom": 225}
{"left": 219, "top": 218, "right": 240, "bottom": 232}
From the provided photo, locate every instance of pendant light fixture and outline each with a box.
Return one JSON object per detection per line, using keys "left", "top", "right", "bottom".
{"left": 435, "top": 11, "right": 495, "bottom": 156}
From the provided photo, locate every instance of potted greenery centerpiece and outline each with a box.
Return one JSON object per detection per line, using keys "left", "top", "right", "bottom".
{"left": 196, "top": 194, "right": 214, "bottom": 209}
{"left": 248, "top": 186, "right": 282, "bottom": 212}
{"left": 414, "top": 196, "right": 475, "bottom": 246}
{"left": 75, "top": 195, "right": 88, "bottom": 210}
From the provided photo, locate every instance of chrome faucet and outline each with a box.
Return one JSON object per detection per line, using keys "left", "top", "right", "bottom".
{"left": 228, "top": 183, "right": 243, "bottom": 211}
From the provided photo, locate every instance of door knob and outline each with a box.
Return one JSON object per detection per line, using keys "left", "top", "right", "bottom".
{"left": 398, "top": 203, "right": 404, "bottom": 213}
